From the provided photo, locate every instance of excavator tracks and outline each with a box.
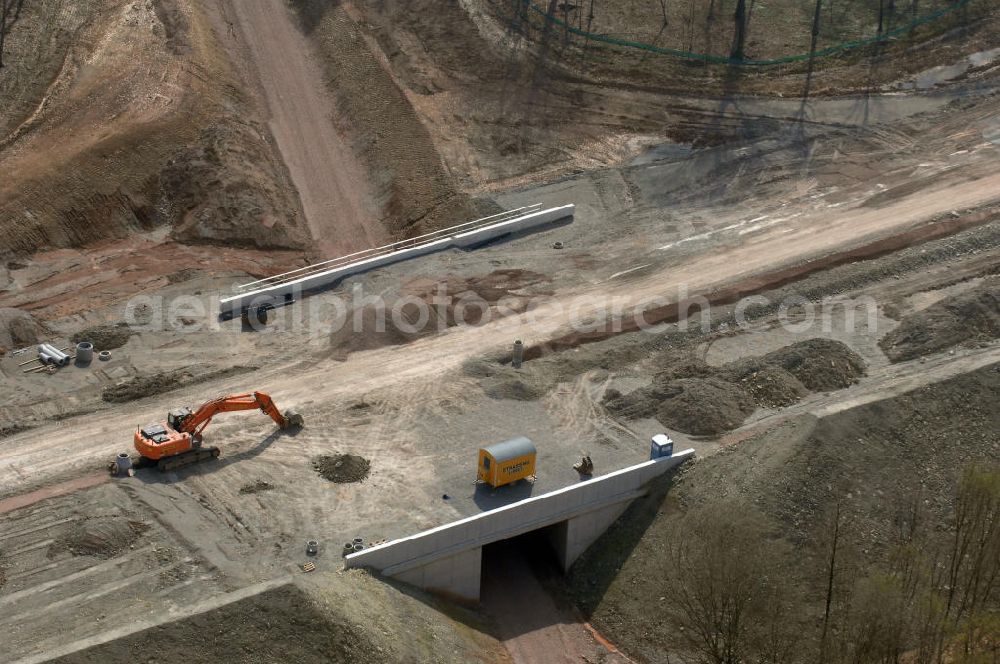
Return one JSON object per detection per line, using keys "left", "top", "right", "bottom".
{"left": 156, "top": 447, "right": 221, "bottom": 472}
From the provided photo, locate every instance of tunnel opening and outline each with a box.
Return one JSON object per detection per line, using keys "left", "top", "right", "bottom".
{"left": 479, "top": 523, "right": 576, "bottom": 642}
{"left": 482, "top": 525, "right": 565, "bottom": 592}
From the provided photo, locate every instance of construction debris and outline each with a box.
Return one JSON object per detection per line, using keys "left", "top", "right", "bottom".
{"left": 573, "top": 455, "right": 594, "bottom": 476}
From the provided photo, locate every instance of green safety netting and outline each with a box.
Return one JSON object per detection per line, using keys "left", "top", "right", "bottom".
{"left": 514, "top": 0, "right": 976, "bottom": 65}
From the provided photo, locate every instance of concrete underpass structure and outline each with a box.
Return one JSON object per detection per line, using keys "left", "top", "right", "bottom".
{"left": 345, "top": 450, "right": 694, "bottom": 602}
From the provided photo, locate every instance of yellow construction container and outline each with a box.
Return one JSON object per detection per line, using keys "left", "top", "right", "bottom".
{"left": 477, "top": 436, "right": 537, "bottom": 488}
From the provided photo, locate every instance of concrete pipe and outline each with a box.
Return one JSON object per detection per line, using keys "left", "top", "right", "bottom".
{"left": 353, "top": 543, "right": 364, "bottom": 552}
{"left": 75, "top": 342, "right": 94, "bottom": 364}
{"left": 306, "top": 540, "right": 319, "bottom": 557}
{"left": 98, "top": 351, "right": 112, "bottom": 361}
{"left": 38, "top": 344, "right": 70, "bottom": 367}
{"left": 343, "top": 543, "right": 355, "bottom": 557}
{"left": 48, "top": 344, "right": 70, "bottom": 366}
{"left": 38, "top": 350, "right": 65, "bottom": 367}
{"left": 114, "top": 453, "right": 133, "bottom": 477}
{"left": 512, "top": 340, "right": 524, "bottom": 369}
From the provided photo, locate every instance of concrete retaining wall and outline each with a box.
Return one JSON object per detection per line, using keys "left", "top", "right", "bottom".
{"left": 345, "top": 450, "right": 693, "bottom": 601}
{"left": 219, "top": 204, "right": 575, "bottom": 317}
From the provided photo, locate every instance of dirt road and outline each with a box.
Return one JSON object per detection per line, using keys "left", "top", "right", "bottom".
{"left": 481, "top": 539, "right": 634, "bottom": 664}
{"left": 222, "top": 0, "right": 384, "bottom": 257}
{"left": 2, "top": 164, "right": 1000, "bottom": 496}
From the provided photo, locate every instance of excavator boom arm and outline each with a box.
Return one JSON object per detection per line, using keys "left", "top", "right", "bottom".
{"left": 181, "top": 392, "right": 293, "bottom": 436}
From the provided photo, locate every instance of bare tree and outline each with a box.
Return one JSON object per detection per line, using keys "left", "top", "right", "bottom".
{"left": 819, "top": 502, "right": 841, "bottom": 662}
{"left": 811, "top": 0, "right": 823, "bottom": 43}
{"left": 640, "top": 0, "right": 670, "bottom": 60}
{"left": 945, "top": 466, "right": 1000, "bottom": 657}
{"left": 686, "top": 0, "right": 696, "bottom": 50}
{"left": 0, "top": 0, "right": 9, "bottom": 69}
{"left": 839, "top": 574, "right": 911, "bottom": 663}
{"left": 658, "top": 466, "right": 999, "bottom": 664}
{"left": 661, "top": 505, "right": 799, "bottom": 664}
{"left": 728, "top": 0, "right": 748, "bottom": 60}
{"left": 657, "top": 0, "right": 669, "bottom": 28}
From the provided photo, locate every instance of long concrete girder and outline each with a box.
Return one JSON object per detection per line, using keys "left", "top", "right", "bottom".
{"left": 219, "top": 205, "right": 575, "bottom": 317}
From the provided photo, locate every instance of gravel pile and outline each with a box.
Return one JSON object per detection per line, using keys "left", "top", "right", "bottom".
{"left": 71, "top": 323, "right": 132, "bottom": 350}
{"left": 762, "top": 338, "right": 866, "bottom": 391}
{"left": 605, "top": 338, "right": 867, "bottom": 435}
{"left": 312, "top": 454, "right": 371, "bottom": 483}
{"left": 880, "top": 277, "right": 1000, "bottom": 362}
{"left": 722, "top": 360, "right": 809, "bottom": 408}
{"left": 654, "top": 377, "right": 756, "bottom": 436}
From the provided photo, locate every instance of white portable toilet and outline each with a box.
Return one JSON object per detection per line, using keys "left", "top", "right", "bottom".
{"left": 650, "top": 433, "right": 674, "bottom": 460}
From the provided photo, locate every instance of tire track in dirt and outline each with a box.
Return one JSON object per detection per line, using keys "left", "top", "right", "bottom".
{"left": 3, "top": 167, "right": 1000, "bottom": 496}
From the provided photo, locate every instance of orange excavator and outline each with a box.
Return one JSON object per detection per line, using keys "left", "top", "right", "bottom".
{"left": 128, "top": 391, "right": 303, "bottom": 472}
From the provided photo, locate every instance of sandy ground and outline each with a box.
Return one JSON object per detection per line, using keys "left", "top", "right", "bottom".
{"left": 2, "top": 138, "right": 999, "bottom": 662}
{"left": 2, "top": 227, "right": 998, "bottom": 663}
{"left": 2, "top": 13, "right": 1000, "bottom": 660}
{"left": 4, "top": 147, "right": 999, "bottom": 493}
{"left": 221, "top": 0, "right": 385, "bottom": 256}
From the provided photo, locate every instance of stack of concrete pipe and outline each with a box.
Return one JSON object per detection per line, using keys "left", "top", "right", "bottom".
{"left": 37, "top": 343, "right": 70, "bottom": 367}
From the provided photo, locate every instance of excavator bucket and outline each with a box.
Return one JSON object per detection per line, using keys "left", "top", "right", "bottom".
{"left": 283, "top": 409, "right": 304, "bottom": 429}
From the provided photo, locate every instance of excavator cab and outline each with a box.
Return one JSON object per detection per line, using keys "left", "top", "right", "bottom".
{"left": 167, "top": 407, "right": 194, "bottom": 432}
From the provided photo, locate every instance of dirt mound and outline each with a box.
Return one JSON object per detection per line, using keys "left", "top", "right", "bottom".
{"left": 484, "top": 379, "right": 542, "bottom": 401}
{"left": 654, "top": 377, "right": 756, "bottom": 436}
{"left": 650, "top": 352, "right": 715, "bottom": 382}
{"left": 46, "top": 584, "right": 381, "bottom": 663}
{"left": 606, "top": 339, "right": 864, "bottom": 433}
{"left": 0, "top": 307, "right": 48, "bottom": 352}
{"left": 100, "top": 366, "right": 256, "bottom": 403}
{"left": 50, "top": 519, "right": 150, "bottom": 559}
{"left": 405, "top": 269, "right": 551, "bottom": 304}
{"left": 313, "top": 454, "right": 371, "bottom": 483}
{"left": 461, "top": 357, "right": 509, "bottom": 378}
{"left": 328, "top": 300, "right": 431, "bottom": 360}
{"left": 239, "top": 480, "right": 275, "bottom": 495}
{"left": 603, "top": 388, "right": 659, "bottom": 420}
{"left": 721, "top": 360, "right": 810, "bottom": 408}
{"left": 763, "top": 338, "right": 866, "bottom": 391}
{"left": 102, "top": 372, "right": 183, "bottom": 403}
{"left": 403, "top": 269, "right": 552, "bottom": 326}
{"left": 71, "top": 323, "right": 133, "bottom": 351}
{"left": 879, "top": 278, "right": 1000, "bottom": 362}
{"left": 164, "top": 122, "right": 308, "bottom": 250}
{"left": 325, "top": 271, "right": 546, "bottom": 363}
